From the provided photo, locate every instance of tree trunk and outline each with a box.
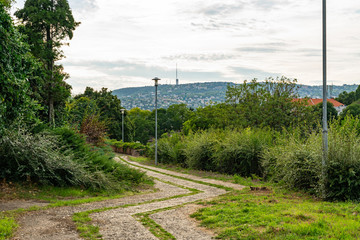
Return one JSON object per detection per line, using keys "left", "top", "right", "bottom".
{"left": 46, "top": 23, "right": 55, "bottom": 127}
{"left": 48, "top": 94, "right": 55, "bottom": 127}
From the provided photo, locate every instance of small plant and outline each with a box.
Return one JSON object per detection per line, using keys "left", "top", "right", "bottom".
{"left": 80, "top": 114, "right": 107, "bottom": 145}
{"left": 0, "top": 216, "right": 17, "bottom": 240}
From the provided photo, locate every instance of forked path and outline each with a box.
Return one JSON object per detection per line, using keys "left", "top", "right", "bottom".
{"left": 12, "top": 156, "right": 245, "bottom": 240}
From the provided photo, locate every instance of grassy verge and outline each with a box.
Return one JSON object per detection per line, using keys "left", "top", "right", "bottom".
{"left": 192, "top": 188, "right": 360, "bottom": 239}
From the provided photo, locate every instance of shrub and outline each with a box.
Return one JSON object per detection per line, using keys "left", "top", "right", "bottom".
{"left": 184, "top": 129, "right": 224, "bottom": 171}
{"left": 0, "top": 127, "right": 151, "bottom": 191}
{"left": 262, "top": 116, "right": 360, "bottom": 201}
{"left": 80, "top": 114, "right": 107, "bottom": 145}
{"left": 52, "top": 127, "right": 149, "bottom": 189}
{"left": 262, "top": 131, "right": 322, "bottom": 193}
{"left": 325, "top": 117, "right": 360, "bottom": 201}
{"left": 106, "top": 139, "right": 148, "bottom": 155}
{"left": 213, "top": 128, "right": 273, "bottom": 177}
{"left": 157, "top": 132, "right": 187, "bottom": 166}
{"left": 0, "top": 129, "right": 104, "bottom": 188}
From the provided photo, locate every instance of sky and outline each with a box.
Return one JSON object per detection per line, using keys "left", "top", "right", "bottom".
{"left": 11, "top": 0, "right": 360, "bottom": 94}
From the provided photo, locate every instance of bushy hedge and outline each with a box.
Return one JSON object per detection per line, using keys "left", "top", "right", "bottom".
{"left": 184, "top": 130, "right": 224, "bottom": 171}
{"left": 263, "top": 117, "right": 360, "bottom": 201}
{"left": 107, "top": 139, "right": 148, "bottom": 155}
{"left": 262, "top": 131, "right": 322, "bottom": 194}
{"left": 155, "top": 117, "right": 360, "bottom": 201}
{"left": 155, "top": 128, "right": 272, "bottom": 177}
{"left": 213, "top": 128, "right": 273, "bottom": 176}
{"left": 0, "top": 127, "right": 150, "bottom": 190}
{"left": 157, "top": 132, "right": 187, "bottom": 166}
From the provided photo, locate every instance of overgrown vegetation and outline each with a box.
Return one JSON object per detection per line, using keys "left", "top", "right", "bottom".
{"left": 154, "top": 116, "right": 360, "bottom": 201}
{"left": 0, "top": 127, "right": 150, "bottom": 191}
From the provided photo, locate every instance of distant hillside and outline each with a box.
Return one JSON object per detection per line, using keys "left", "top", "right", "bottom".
{"left": 112, "top": 82, "right": 358, "bottom": 110}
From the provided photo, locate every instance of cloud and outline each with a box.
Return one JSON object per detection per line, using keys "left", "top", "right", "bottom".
{"left": 70, "top": 0, "right": 98, "bottom": 12}
{"left": 251, "top": 0, "right": 291, "bottom": 10}
{"left": 231, "top": 66, "right": 280, "bottom": 80}
{"left": 197, "top": 2, "right": 246, "bottom": 17}
{"left": 237, "top": 47, "right": 282, "bottom": 53}
{"left": 163, "top": 53, "right": 238, "bottom": 61}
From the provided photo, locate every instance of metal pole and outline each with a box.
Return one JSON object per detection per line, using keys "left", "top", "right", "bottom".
{"left": 122, "top": 111, "right": 124, "bottom": 142}
{"left": 322, "top": 0, "right": 328, "bottom": 199}
{"left": 155, "top": 84, "right": 158, "bottom": 166}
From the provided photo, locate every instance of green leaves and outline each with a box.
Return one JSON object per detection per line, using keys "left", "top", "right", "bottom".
{"left": 0, "top": 4, "right": 40, "bottom": 133}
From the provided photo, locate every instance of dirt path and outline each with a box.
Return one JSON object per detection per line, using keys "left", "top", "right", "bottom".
{"left": 10, "top": 156, "right": 245, "bottom": 240}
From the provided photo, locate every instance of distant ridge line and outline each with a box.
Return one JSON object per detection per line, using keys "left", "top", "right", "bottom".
{"left": 112, "top": 82, "right": 358, "bottom": 110}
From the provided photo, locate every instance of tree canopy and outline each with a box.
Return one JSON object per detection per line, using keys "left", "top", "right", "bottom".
{"left": 15, "top": 0, "right": 79, "bottom": 126}
{"left": 0, "top": 3, "right": 40, "bottom": 133}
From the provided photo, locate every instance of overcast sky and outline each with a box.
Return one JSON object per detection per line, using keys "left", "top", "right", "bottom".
{"left": 12, "top": 0, "right": 360, "bottom": 94}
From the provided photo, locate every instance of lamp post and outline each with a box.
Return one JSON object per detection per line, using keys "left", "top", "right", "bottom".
{"left": 121, "top": 109, "right": 125, "bottom": 142}
{"left": 152, "top": 77, "right": 161, "bottom": 165}
{"left": 322, "top": 0, "right": 328, "bottom": 199}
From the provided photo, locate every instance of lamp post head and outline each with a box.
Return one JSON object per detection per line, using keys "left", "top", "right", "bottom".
{"left": 121, "top": 109, "right": 125, "bottom": 114}
{"left": 152, "top": 77, "right": 161, "bottom": 86}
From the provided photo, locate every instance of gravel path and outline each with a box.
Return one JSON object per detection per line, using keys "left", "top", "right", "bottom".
{"left": 11, "top": 156, "right": 245, "bottom": 240}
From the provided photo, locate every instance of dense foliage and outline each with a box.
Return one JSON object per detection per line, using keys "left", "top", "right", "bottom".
{"left": 15, "top": 0, "right": 79, "bottom": 126}
{"left": 0, "top": 3, "right": 39, "bottom": 134}
{"left": 336, "top": 85, "right": 360, "bottom": 106}
{"left": 156, "top": 128, "right": 273, "bottom": 177}
{"left": 156, "top": 116, "right": 360, "bottom": 201}
{"left": 0, "top": 2, "right": 150, "bottom": 192}
{"left": 183, "top": 77, "right": 318, "bottom": 132}
{"left": 0, "top": 127, "right": 148, "bottom": 190}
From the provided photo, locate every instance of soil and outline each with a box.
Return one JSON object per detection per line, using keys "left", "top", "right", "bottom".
{"left": 6, "top": 156, "right": 245, "bottom": 240}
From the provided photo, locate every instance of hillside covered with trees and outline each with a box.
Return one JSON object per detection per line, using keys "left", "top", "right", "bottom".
{"left": 113, "top": 82, "right": 358, "bottom": 110}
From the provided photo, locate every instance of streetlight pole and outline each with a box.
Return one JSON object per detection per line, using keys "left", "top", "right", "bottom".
{"left": 152, "top": 77, "right": 161, "bottom": 165}
{"left": 322, "top": 0, "right": 328, "bottom": 199}
{"left": 121, "top": 109, "right": 125, "bottom": 142}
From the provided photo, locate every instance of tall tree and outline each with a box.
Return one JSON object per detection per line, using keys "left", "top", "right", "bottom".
{"left": 0, "top": 2, "right": 40, "bottom": 133}
{"left": 15, "top": 0, "right": 79, "bottom": 126}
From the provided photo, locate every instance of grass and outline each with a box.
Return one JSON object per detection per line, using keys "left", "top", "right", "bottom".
{"left": 134, "top": 207, "right": 179, "bottom": 240}
{"left": 0, "top": 215, "right": 17, "bottom": 240}
{"left": 191, "top": 188, "right": 360, "bottom": 239}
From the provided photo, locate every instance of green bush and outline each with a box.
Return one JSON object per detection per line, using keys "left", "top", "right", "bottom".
{"left": 184, "top": 130, "right": 224, "bottom": 171}
{"left": 325, "top": 117, "right": 360, "bottom": 201}
{"left": 0, "top": 129, "right": 103, "bottom": 188}
{"left": 262, "top": 116, "right": 360, "bottom": 201}
{"left": 213, "top": 128, "right": 273, "bottom": 177}
{"left": 53, "top": 127, "right": 149, "bottom": 189}
{"left": 157, "top": 132, "right": 187, "bottom": 166}
{"left": 106, "top": 139, "right": 148, "bottom": 155}
{"left": 262, "top": 131, "right": 322, "bottom": 193}
{"left": 0, "top": 127, "right": 151, "bottom": 191}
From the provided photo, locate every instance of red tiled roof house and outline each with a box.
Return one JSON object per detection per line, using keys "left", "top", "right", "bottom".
{"left": 293, "top": 98, "right": 346, "bottom": 114}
